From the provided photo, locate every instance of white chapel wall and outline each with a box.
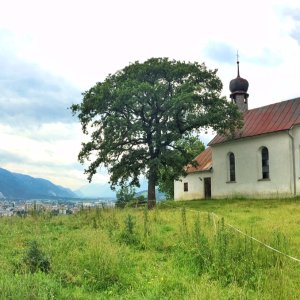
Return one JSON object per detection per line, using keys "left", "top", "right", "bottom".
{"left": 211, "top": 131, "right": 293, "bottom": 198}
{"left": 174, "top": 171, "right": 211, "bottom": 201}
{"left": 290, "top": 125, "right": 300, "bottom": 195}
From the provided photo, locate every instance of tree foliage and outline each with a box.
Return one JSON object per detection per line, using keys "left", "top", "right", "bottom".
{"left": 115, "top": 185, "right": 136, "bottom": 208}
{"left": 71, "top": 57, "right": 242, "bottom": 208}
{"left": 158, "top": 137, "right": 205, "bottom": 200}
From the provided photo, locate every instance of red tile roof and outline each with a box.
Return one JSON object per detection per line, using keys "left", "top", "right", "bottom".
{"left": 209, "top": 97, "right": 300, "bottom": 145}
{"left": 186, "top": 147, "right": 212, "bottom": 173}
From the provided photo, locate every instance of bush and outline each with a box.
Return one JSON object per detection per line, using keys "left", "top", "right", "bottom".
{"left": 125, "top": 195, "right": 147, "bottom": 208}
{"left": 115, "top": 185, "right": 136, "bottom": 208}
{"left": 22, "top": 241, "right": 50, "bottom": 273}
{"left": 119, "top": 214, "right": 139, "bottom": 245}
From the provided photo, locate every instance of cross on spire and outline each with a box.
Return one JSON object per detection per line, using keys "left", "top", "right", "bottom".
{"left": 237, "top": 50, "right": 240, "bottom": 77}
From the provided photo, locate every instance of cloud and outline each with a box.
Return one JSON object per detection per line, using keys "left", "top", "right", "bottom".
{"left": 283, "top": 8, "right": 300, "bottom": 20}
{"left": 204, "top": 42, "right": 236, "bottom": 64}
{"left": 0, "top": 149, "right": 25, "bottom": 165}
{"left": 0, "top": 31, "right": 81, "bottom": 128}
{"left": 0, "top": 0, "right": 299, "bottom": 191}
{"left": 17, "top": 122, "right": 84, "bottom": 142}
{"left": 0, "top": 147, "right": 110, "bottom": 189}
{"left": 291, "top": 27, "right": 300, "bottom": 43}
{"left": 291, "top": 13, "right": 300, "bottom": 43}
{"left": 0, "top": 121, "right": 111, "bottom": 189}
{"left": 280, "top": 8, "right": 300, "bottom": 44}
{"left": 0, "top": 146, "right": 80, "bottom": 170}
{"left": 204, "top": 41, "right": 282, "bottom": 67}
{"left": 0, "top": 30, "right": 90, "bottom": 189}
{"left": 245, "top": 48, "right": 283, "bottom": 66}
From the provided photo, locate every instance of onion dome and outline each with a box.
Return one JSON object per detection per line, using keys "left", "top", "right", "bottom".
{"left": 229, "top": 60, "right": 249, "bottom": 93}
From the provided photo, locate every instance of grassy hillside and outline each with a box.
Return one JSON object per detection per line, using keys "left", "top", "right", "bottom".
{"left": 1, "top": 198, "right": 300, "bottom": 299}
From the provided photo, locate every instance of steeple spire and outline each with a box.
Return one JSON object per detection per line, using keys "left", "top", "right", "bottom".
{"left": 237, "top": 51, "right": 240, "bottom": 77}
{"left": 229, "top": 53, "right": 249, "bottom": 113}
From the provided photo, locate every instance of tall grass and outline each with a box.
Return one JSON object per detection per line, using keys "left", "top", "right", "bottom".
{"left": 0, "top": 198, "right": 299, "bottom": 299}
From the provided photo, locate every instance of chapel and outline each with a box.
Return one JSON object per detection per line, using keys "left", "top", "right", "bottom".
{"left": 174, "top": 61, "right": 300, "bottom": 200}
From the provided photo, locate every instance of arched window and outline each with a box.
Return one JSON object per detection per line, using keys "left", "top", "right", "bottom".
{"left": 261, "top": 147, "right": 269, "bottom": 179}
{"left": 229, "top": 152, "right": 236, "bottom": 182}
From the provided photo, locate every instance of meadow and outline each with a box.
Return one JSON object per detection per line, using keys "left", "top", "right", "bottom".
{"left": 0, "top": 198, "right": 300, "bottom": 299}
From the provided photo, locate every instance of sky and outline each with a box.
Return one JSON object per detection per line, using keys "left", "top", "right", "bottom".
{"left": 0, "top": 0, "right": 299, "bottom": 192}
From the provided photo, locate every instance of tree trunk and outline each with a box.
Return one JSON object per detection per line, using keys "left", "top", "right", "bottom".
{"left": 148, "top": 170, "right": 156, "bottom": 209}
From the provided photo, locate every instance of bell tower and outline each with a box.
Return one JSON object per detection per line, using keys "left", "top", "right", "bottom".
{"left": 229, "top": 55, "right": 249, "bottom": 113}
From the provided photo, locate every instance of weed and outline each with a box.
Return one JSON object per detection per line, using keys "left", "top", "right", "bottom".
{"left": 120, "top": 214, "right": 139, "bottom": 245}
{"left": 270, "top": 230, "right": 289, "bottom": 267}
{"left": 143, "top": 207, "right": 150, "bottom": 239}
{"left": 106, "top": 210, "right": 119, "bottom": 238}
{"left": 21, "top": 240, "right": 50, "bottom": 273}
{"left": 92, "top": 217, "right": 98, "bottom": 229}
{"left": 181, "top": 207, "right": 188, "bottom": 237}
{"left": 192, "top": 214, "right": 212, "bottom": 274}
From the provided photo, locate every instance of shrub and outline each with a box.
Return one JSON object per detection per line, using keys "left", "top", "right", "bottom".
{"left": 125, "top": 195, "right": 147, "bottom": 208}
{"left": 22, "top": 241, "right": 50, "bottom": 273}
{"left": 119, "top": 214, "right": 139, "bottom": 245}
{"left": 115, "top": 185, "right": 136, "bottom": 208}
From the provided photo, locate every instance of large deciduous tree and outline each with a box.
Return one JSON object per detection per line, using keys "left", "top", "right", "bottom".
{"left": 71, "top": 58, "right": 242, "bottom": 208}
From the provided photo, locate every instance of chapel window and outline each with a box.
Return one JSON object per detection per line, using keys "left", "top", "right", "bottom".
{"left": 229, "top": 152, "right": 236, "bottom": 182}
{"left": 184, "top": 182, "right": 188, "bottom": 192}
{"left": 261, "top": 147, "right": 269, "bottom": 179}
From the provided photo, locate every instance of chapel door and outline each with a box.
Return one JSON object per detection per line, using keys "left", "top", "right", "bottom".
{"left": 204, "top": 177, "right": 211, "bottom": 199}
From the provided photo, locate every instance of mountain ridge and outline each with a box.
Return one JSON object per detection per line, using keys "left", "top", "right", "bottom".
{"left": 0, "top": 167, "right": 77, "bottom": 199}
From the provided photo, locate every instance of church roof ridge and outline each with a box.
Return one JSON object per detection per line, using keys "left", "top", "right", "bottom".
{"left": 247, "top": 96, "right": 300, "bottom": 113}
{"left": 209, "top": 96, "right": 300, "bottom": 145}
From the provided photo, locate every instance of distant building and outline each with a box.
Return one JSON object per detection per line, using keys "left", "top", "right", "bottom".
{"left": 175, "top": 60, "right": 300, "bottom": 200}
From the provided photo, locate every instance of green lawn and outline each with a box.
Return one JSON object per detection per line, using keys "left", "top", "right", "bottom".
{"left": 1, "top": 198, "right": 300, "bottom": 299}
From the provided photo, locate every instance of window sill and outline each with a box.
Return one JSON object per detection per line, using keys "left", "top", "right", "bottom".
{"left": 258, "top": 178, "right": 270, "bottom": 181}
{"left": 226, "top": 181, "right": 236, "bottom": 184}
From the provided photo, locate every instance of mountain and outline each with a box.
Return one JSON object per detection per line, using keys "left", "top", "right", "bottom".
{"left": 135, "top": 189, "right": 166, "bottom": 201}
{"left": 0, "top": 167, "right": 77, "bottom": 199}
{"left": 76, "top": 179, "right": 164, "bottom": 200}
{"left": 76, "top": 183, "right": 116, "bottom": 199}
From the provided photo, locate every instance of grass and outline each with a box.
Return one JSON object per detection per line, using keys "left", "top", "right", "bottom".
{"left": 164, "top": 198, "right": 300, "bottom": 244}
{"left": 0, "top": 198, "right": 300, "bottom": 299}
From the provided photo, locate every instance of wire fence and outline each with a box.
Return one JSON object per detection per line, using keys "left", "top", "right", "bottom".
{"left": 160, "top": 201, "right": 300, "bottom": 263}
{"left": 86, "top": 198, "right": 300, "bottom": 263}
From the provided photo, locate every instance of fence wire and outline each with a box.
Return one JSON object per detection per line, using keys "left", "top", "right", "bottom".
{"left": 160, "top": 201, "right": 300, "bottom": 263}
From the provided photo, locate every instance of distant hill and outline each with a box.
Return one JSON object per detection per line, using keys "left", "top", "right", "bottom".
{"left": 76, "top": 183, "right": 116, "bottom": 199}
{"left": 76, "top": 182, "right": 165, "bottom": 201}
{"left": 135, "top": 189, "right": 166, "bottom": 201}
{"left": 0, "top": 167, "right": 77, "bottom": 199}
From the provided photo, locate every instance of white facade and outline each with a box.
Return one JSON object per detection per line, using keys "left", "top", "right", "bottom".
{"left": 174, "top": 125, "right": 300, "bottom": 201}
{"left": 212, "top": 129, "right": 296, "bottom": 198}
{"left": 174, "top": 170, "right": 212, "bottom": 200}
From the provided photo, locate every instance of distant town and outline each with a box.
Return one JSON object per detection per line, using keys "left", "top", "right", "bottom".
{"left": 0, "top": 198, "right": 116, "bottom": 217}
